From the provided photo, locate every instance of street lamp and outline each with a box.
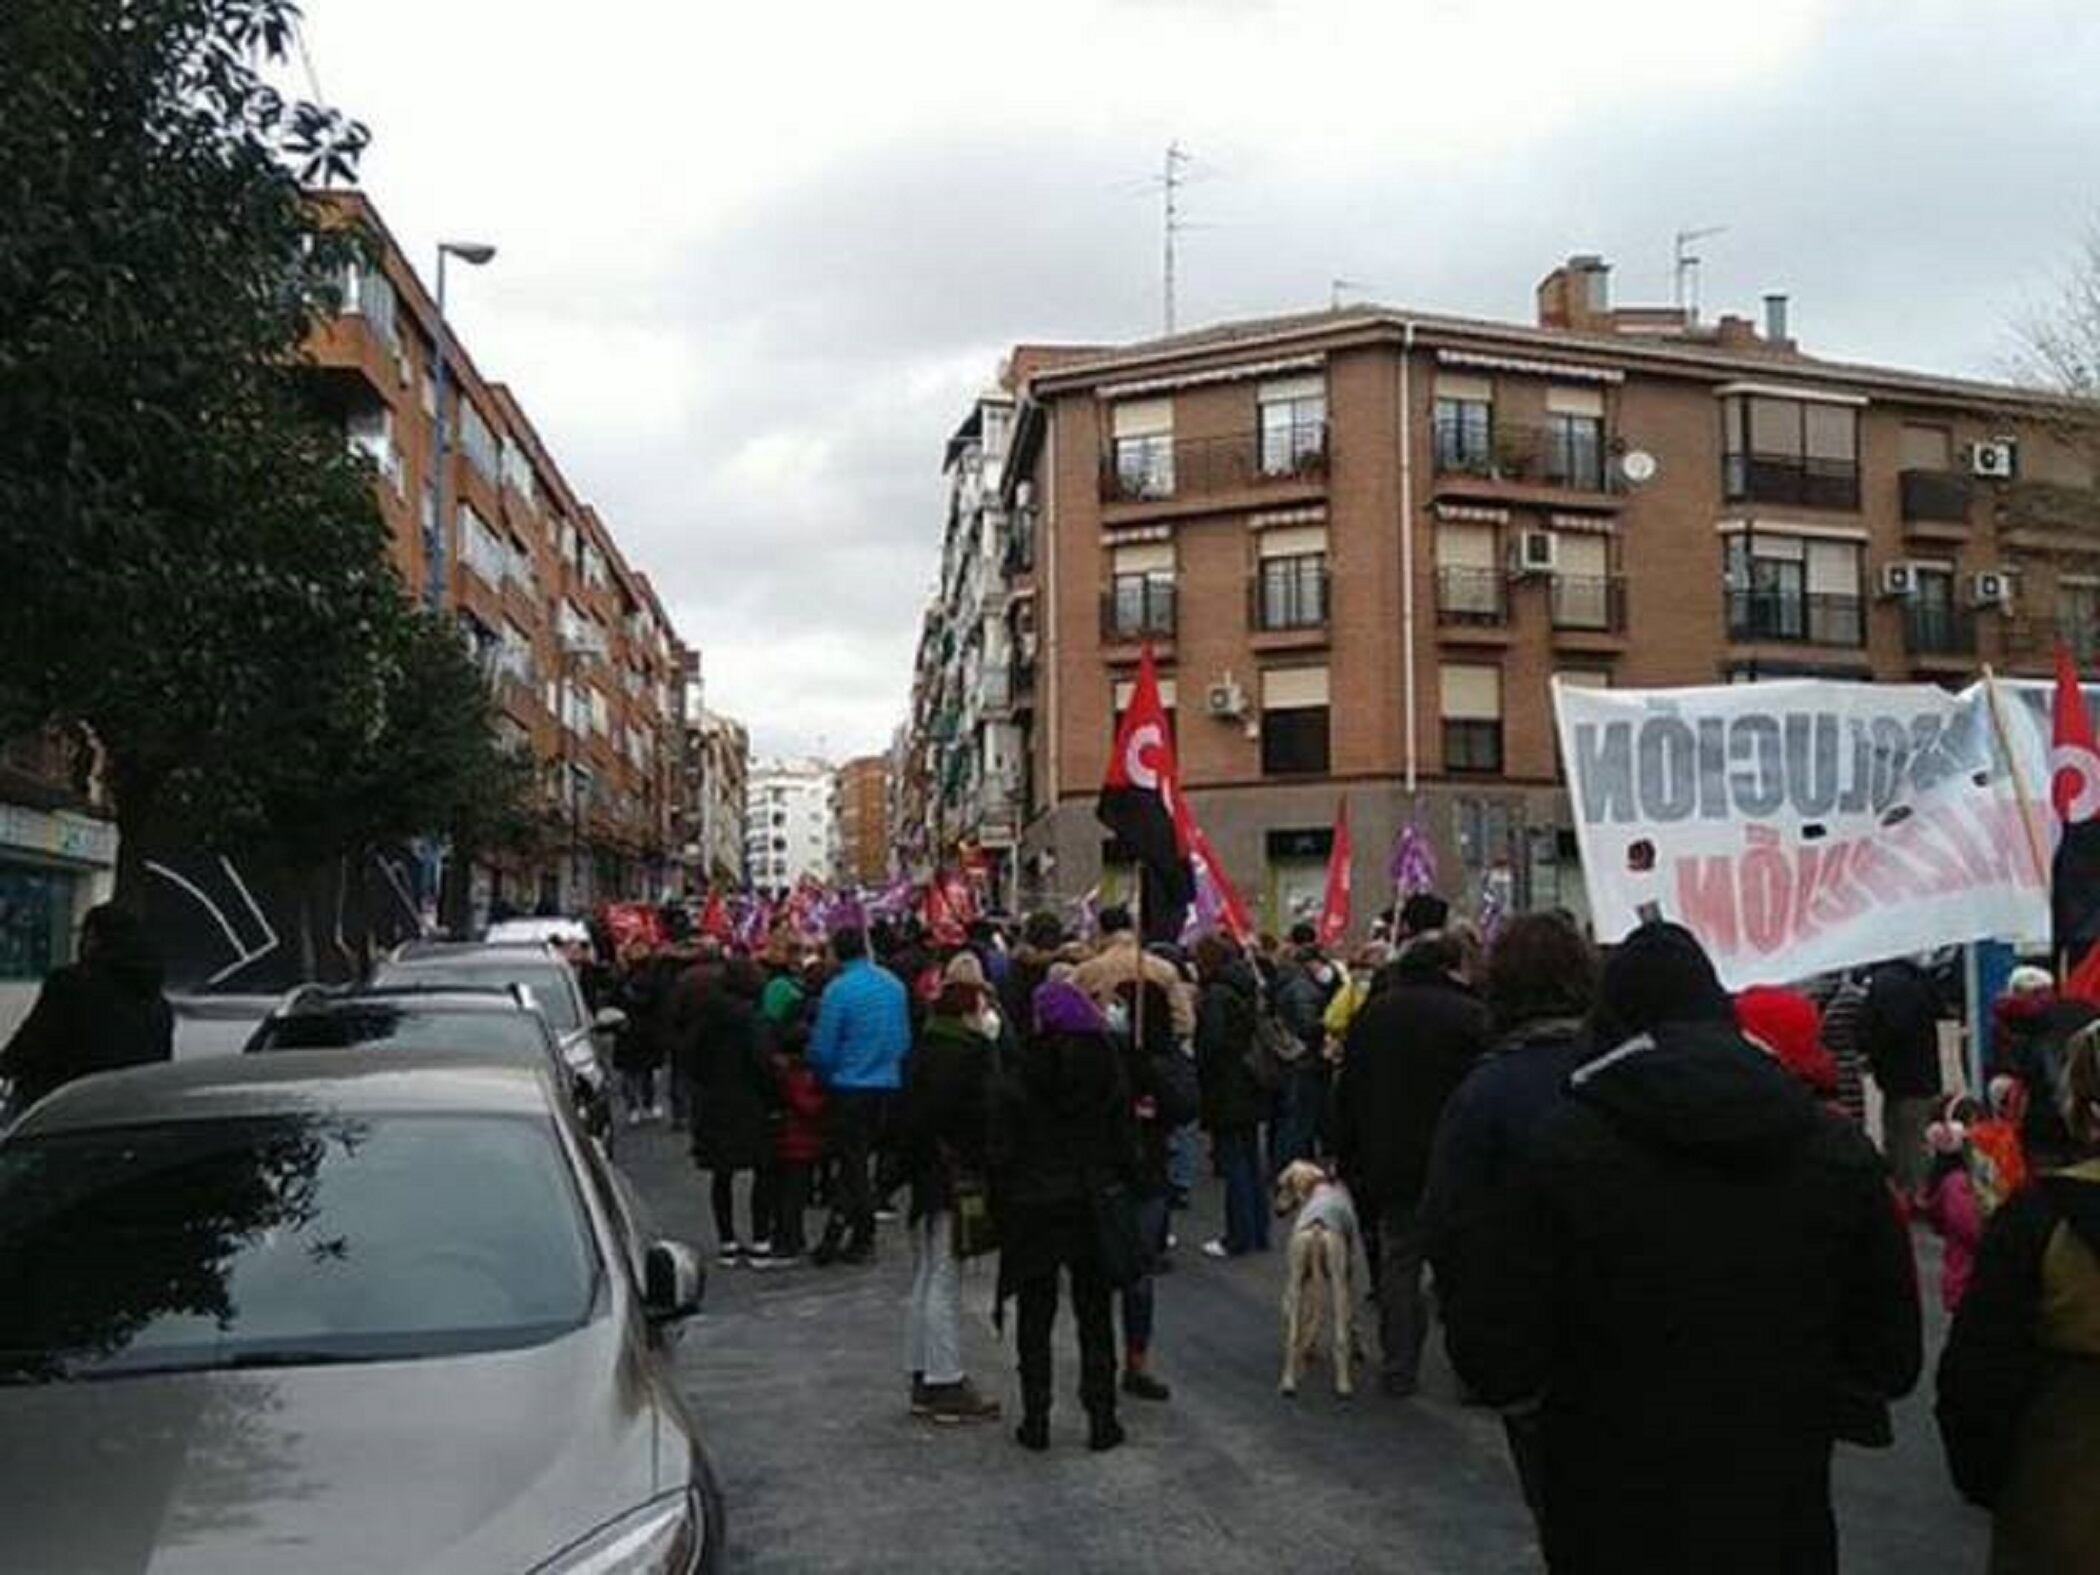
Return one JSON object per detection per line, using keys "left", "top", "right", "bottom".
{"left": 425, "top": 239, "right": 497, "bottom": 609}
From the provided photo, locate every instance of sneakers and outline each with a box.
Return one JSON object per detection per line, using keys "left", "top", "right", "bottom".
{"left": 1121, "top": 1369, "right": 1171, "bottom": 1402}
{"left": 716, "top": 1243, "right": 745, "bottom": 1269}
{"left": 746, "top": 1240, "right": 774, "bottom": 1264}
{"left": 1201, "top": 1239, "right": 1231, "bottom": 1260}
{"left": 921, "top": 1379, "right": 1002, "bottom": 1424}
{"left": 873, "top": 1206, "right": 900, "bottom": 1224}
{"left": 910, "top": 1376, "right": 933, "bottom": 1417}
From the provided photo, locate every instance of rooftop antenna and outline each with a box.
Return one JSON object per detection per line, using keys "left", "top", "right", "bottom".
{"left": 1674, "top": 225, "right": 1728, "bottom": 323}
{"left": 1162, "top": 140, "right": 1192, "bottom": 334}
{"left": 1330, "top": 277, "right": 1367, "bottom": 310}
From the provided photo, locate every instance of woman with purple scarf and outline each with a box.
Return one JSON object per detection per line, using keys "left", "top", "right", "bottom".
{"left": 990, "top": 978, "right": 1140, "bottom": 1453}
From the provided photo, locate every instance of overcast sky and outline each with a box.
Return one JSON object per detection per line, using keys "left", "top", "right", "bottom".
{"left": 304, "top": 0, "right": 2100, "bottom": 761}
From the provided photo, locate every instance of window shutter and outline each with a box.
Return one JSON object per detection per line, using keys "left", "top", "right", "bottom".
{"left": 1262, "top": 667, "right": 1330, "bottom": 709}
{"left": 1556, "top": 532, "right": 1608, "bottom": 579}
{"left": 1258, "top": 525, "right": 1329, "bottom": 558}
{"left": 1546, "top": 386, "right": 1605, "bottom": 417}
{"left": 1112, "top": 543, "right": 1175, "bottom": 575}
{"left": 1435, "top": 374, "right": 1493, "bottom": 403}
{"left": 1112, "top": 399, "right": 1174, "bottom": 438}
{"left": 1441, "top": 664, "right": 1502, "bottom": 720}
{"left": 1258, "top": 374, "right": 1326, "bottom": 404}
{"left": 1113, "top": 678, "right": 1178, "bottom": 709}
{"left": 1436, "top": 522, "right": 1498, "bottom": 569}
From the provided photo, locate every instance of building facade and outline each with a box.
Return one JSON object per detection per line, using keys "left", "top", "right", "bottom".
{"left": 308, "top": 191, "right": 690, "bottom": 921}
{"left": 964, "top": 258, "right": 2093, "bottom": 934}
{"left": 745, "top": 761, "right": 837, "bottom": 898}
{"left": 835, "top": 754, "right": 893, "bottom": 886}
{"left": 0, "top": 728, "right": 119, "bottom": 1041}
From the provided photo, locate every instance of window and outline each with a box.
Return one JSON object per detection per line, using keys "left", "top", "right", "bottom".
{"left": 458, "top": 400, "right": 500, "bottom": 488}
{"left": 1901, "top": 424, "right": 1954, "bottom": 472}
{"left": 0, "top": 864, "right": 74, "bottom": 982}
{"left": 460, "top": 503, "right": 507, "bottom": 585}
{"left": 1255, "top": 526, "right": 1328, "bottom": 629}
{"left": 1260, "top": 667, "right": 1330, "bottom": 776}
{"left": 500, "top": 437, "right": 536, "bottom": 504}
{"left": 1722, "top": 394, "right": 1860, "bottom": 508}
{"left": 1441, "top": 664, "right": 1502, "bottom": 774}
{"left": 1433, "top": 375, "right": 1493, "bottom": 472}
{"left": 338, "top": 261, "right": 399, "bottom": 351}
{"left": 1436, "top": 521, "right": 1503, "bottom": 623}
{"left": 1544, "top": 386, "right": 1606, "bottom": 490}
{"left": 347, "top": 407, "right": 402, "bottom": 490}
{"left": 1107, "top": 543, "right": 1176, "bottom": 638}
{"left": 1557, "top": 667, "right": 1612, "bottom": 690}
{"left": 2062, "top": 582, "right": 2100, "bottom": 664}
{"left": 1724, "top": 533, "right": 1863, "bottom": 645}
{"left": 1258, "top": 376, "right": 1327, "bottom": 475}
{"left": 1905, "top": 566, "right": 1971, "bottom": 655}
{"left": 1549, "top": 531, "right": 1616, "bottom": 629}
{"left": 1110, "top": 399, "right": 1175, "bottom": 500}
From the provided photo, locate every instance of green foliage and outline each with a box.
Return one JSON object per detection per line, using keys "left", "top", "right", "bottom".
{"left": 0, "top": 0, "right": 527, "bottom": 889}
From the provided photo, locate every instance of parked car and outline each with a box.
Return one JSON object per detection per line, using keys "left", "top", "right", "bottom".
{"left": 0, "top": 1047, "right": 721, "bottom": 1573}
{"left": 485, "top": 915, "right": 593, "bottom": 948}
{"left": 244, "top": 985, "right": 614, "bottom": 1144}
{"left": 168, "top": 992, "right": 283, "bottom": 1060}
{"left": 368, "top": 942, "right": 620, "bottom": 1146}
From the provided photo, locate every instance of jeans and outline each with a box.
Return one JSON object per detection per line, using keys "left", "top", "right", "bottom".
{"left": 1377, "top": 1202, "right": 1430, "bottom": 1390}
{"left": 618, "top": 1065, "right": 657, "bottom": 1116}
{"left": 710, "top": 1167, "right": 775, "bottom": 1252}
{"left": 821, "top": 1089, "right": 887, "bottom": 1252}
{"left": 906, "top": 1211, "right": 964, "bottom": 1385}
{"left": 772, "top": 1162, "right": 812, "bottom": 1255}
{"left": 1270, "top": 1065, "right": 1329, "bottom": 1173}
{"left": 1166, "top": 1121, "right": 1201, "bottom": 1197}
{"left": 1119, "top": 1191, "right": 1172, "bottom": 1357}
{"left": 1216, "top": 1126, "right": 1268, "bottom": 1254}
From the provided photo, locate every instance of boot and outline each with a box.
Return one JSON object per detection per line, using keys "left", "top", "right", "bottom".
{"left": 924, "top": 1379, "right": 1002, "bottom": 1424}
{"left": 1086, "top": 1410, "right": 1126, "bottom": 1453}
{"left": 1014, "top": 1413, "right": 1049, "bottom": 1451}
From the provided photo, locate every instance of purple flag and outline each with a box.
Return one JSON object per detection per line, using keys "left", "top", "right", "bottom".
{"left": 1389, "top": 817, "right": 1438, "bottom": 897}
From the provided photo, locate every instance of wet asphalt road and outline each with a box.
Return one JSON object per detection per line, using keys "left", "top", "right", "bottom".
{"left": 614, "top": 1122, "right": 1989, "bottom": 1574}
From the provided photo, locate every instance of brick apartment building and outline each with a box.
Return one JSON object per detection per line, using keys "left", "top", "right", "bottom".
{"left": 835, "top": 754, "right": 893, "bottom": 886}
{"left": 308, "top": 191, "right": 690, "bottom": 920}
{"left": 969, "top": 258, "right": 2093, "bottom": 932}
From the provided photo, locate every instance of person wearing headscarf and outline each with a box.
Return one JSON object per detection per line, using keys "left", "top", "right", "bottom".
{"left": 989, "top": 979, "right": 1138, "bottom": 1453}
{"left": 1445, "top": 923, "right": 1922, "bottom": 1574}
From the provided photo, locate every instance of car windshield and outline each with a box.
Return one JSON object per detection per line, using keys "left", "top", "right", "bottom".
{"left": 252, "top": 1007, "right": 550, "bottom": 1058}
{"left": 0, "top": 1113, "right": 599, "bottom": 1381}
{"left": 368, "top": 961, "right": 584, "bottom": 1034}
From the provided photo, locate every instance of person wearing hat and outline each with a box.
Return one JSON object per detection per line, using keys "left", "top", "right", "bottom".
{"left": 894, "top": 951, "right": 1003, "bottom": 1424}
{"left": 1445, "top": 922, "right": 1921, "bottom": 1573}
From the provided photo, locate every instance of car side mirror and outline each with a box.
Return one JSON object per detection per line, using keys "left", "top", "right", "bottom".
{"left": 643, "top": 1240, "right": 704, "bottom": 1323}
{"left": 593, "top": 1007, "right": 628, "bottom": 1034}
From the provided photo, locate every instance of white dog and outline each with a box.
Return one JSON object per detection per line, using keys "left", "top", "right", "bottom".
{"left": 1271, "top": 1159, "right": 1362, "bottom": 1398}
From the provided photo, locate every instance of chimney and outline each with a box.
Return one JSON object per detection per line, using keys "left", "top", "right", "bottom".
{"left": 1762, "top": 292, "right": 1790, "bottom": 345}
{"left": 1537, "top": 254, "right": 1613, "bottom": 331}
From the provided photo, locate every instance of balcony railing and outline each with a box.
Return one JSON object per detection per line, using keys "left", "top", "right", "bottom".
{"left": 1999, "top": 480, "right": 2100, "bottom": 533}
{"left": 1101, "top": 579, "right": 1177, "bottom": 641}
{"left": 1436, "top": 566, "right": 1507, "bottom": 626}
{"left": 979, "top": 664, "right": 1013, "bottom": 711}
{"left": 1100, "top": 423, "right": 1328, "bottom": 503}
{"left": 1725, "top": 589, "right": 1866, "bottom": 647}
{"left": 1432, "top": 418, "right": 1616, "bottom": 493}
{"left": 1903, "top": 603, "right": 1977, "bottom": 657}
{"left": 1899, "top": 468, "right": 1972, "bottom": 524}
{"left": 2005, "top": 614, "right": 2100, "bottom": 666}
{"left": 1550, "top": 573, "right": 1627, "bottom": 632}
{"left": 1251, "top": 556, "right": 1330, "bottom": 631}
{"left": 1723, "top": 453, "right": 1861, "bottom": 511}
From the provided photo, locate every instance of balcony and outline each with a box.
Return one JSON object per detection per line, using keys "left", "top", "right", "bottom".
{"left": 2005, "top": 615, "right": 2100, "bottom": 667}
{"left": 1723, "top": 453, "right": 1861, "bottom": 511}
{"left": 1436, "top": 566, "right": 1507, "bottom": 626}
{"left": 1101, "top": 578, "right": 1176, "bottom": 642}
{"left": 1100, "top": 424, "right": 1328, "bottom": 504}
{"left": 1550, "top": 573, "right": 1627, "bottom": 632}
{"left": 1902, "top": 603, "right": 1977, "bottom": 659}
{"left": 979, "top": 664, "right": 1013, "bottom": 713}
{"left": 1009, "top": 655, "right": 1037, "bottom": 707}
{"left": 1899, "top": 468, "right": 1972, "bottom": 524}
{"left": 1250, "top": 556, "right": 1331, "bottom": 632}
{"left": 1726, "top": 589, "right": 1865, "bottom": 647}
{"left": 1432, "top": 418, "right": 1617, "bottom": 494}
{"left": 1999, "top": 480, "right": 2100, "bottom": 534}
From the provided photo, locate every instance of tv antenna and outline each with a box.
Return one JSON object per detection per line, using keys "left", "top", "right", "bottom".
{"left": 1674, "top": 225, "right": 1728, "bottom": 323}
{"left": 1330, "top": 277, "right": 1369, "bottom": 310}
{"left": 1161, "top": 141, "right": 1192, "bottom": 334}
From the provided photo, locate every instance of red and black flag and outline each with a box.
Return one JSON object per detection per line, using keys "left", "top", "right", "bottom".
{"left": 2050, "top": 643, "right": 2100, "bottom": 996}
{"left": 1098, "top": 645, "right": 1194, "bottom": 944}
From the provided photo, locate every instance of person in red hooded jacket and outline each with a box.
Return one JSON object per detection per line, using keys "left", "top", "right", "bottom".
{"left": 1735, "top": 985, "right": 1841, "bottom": 1106}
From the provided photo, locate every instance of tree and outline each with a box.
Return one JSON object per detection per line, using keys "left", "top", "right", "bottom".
{"left": 0, "top": 0, "right": 528, "bottom": 915}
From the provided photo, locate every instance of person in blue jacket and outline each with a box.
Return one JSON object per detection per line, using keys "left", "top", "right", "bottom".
{"left": 808, "top": 925, "right": 912, "bottom": 1264}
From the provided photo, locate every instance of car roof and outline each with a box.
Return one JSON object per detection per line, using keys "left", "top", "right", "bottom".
{"left": 380, "top": 946, "right": 570, "bottom": 971}
{"left": 391, "top": 939, "right": 564, "bottom": 962}
{"left": 323, "top": 988, "right": 534, "bottom": 1015}
{"left": 7, "top": 1049, "right": 558, "bottom": 1139}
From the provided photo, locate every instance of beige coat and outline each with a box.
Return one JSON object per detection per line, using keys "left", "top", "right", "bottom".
{"left": 1071, "top": 933, "right": 1195, "bottom": 1042}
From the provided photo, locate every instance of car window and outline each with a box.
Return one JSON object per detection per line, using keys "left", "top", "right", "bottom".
{"left": 369, "top": 961, "right": 584, "bottom": 1034}
{"left": 0, "top": 1113, "right": 599, "bottom": 1380}
{"left": 253, "top": 1008, "right": 548, "bottom": 1057}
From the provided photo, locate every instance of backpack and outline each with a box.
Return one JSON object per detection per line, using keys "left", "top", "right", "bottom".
{"left": 1115, "top": 978, "right": 1199, "bottom": 1129}
{"left": 1244, "top": 985, "right": 1303, "bottom": 1094}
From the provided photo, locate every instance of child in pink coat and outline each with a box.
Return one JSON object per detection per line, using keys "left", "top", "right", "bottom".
{"left": 1920, "top": 1097, "right": 1984, "bottom": 1313}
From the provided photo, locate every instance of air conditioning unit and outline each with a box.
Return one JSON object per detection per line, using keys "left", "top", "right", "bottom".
{"left": 1510, "top": 529, "right": 1557, "bottom": 578}
{"left": 1970, "top": 439, "right": 2017, "bottom": 480}
{"left": 1205, "top": 678, "right": 1248, "bottom": 719}
{"left": 1878, "top": 562, "right": 1919, "bottom": 599}
{"left": 1971, "top": 570, "right": 2014, "bottom": 611}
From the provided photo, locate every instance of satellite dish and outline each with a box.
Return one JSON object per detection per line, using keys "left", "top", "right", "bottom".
{"left": 1620, "top": 449, "right": 1658, "bottom": 485}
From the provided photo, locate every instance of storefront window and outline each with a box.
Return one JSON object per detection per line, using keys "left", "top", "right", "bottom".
{"left": 0, "top": 865, "right": 74, "bottom": 981}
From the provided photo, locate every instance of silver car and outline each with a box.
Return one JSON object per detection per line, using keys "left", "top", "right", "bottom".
{"left": 0, "top": 1049, "right": 721, "bottom": 1573}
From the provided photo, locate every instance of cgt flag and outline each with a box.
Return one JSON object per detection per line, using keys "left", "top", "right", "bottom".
{"left": 2051, "top": 644, "right": 2100, "bottom": 997}
{"left": 1318, "top": 798, "right": 1353, "bottom": 947}
{"left": 1098, "top": 644, "right": 1195, "bottom": 943}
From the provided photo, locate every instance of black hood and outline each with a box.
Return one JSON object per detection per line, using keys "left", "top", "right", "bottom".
{"left": 1569, "top": 1019, "right": 1820, "bottom": 1169}
{"left": 2044, "top": 1168, "right": 2100, "bottom": 1262}
{"left": 86, "top": 946, "right": 165, "bottom": 998}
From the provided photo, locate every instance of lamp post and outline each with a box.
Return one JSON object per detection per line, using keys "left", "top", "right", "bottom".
{"left": 425, "top": 240, "right": 497, "bottom": 609}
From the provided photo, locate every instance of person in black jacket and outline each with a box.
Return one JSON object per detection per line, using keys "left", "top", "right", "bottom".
{"left": 1859, "top": 957, "right": 1944, "bottom": 1197}
{"left": 1446, "top": 922, "right": 1923, "bottom": 1575}
{"left": 991, "top": 978, "right": 1139, "bottom": 1453}
{"left": 1191, "top": 935, "right": 1268, "bottom": 1259}
{"left": 1, "top": 903, "right": 171, "bottom": 1113}
{"left": 1113, "top": 970, "right": 1193, "bottom": 1403}
{"left": 1334, "top": 931, "right": 1493, "bottom": 1397}
{"left": 689, "top": 957, "right": 776, "bottom": 1265}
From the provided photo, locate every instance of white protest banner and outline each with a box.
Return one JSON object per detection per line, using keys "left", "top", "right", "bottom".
{"left": 1553, "top": 677, "right": 2052, "bottom": 989}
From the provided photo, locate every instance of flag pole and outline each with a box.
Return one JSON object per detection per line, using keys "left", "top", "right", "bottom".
{"left": 1982, "top": 665, "right": 2051, "bottom": 893}
{"left": 1132, "top": 869, "right": 1146, "bottom": 1051}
